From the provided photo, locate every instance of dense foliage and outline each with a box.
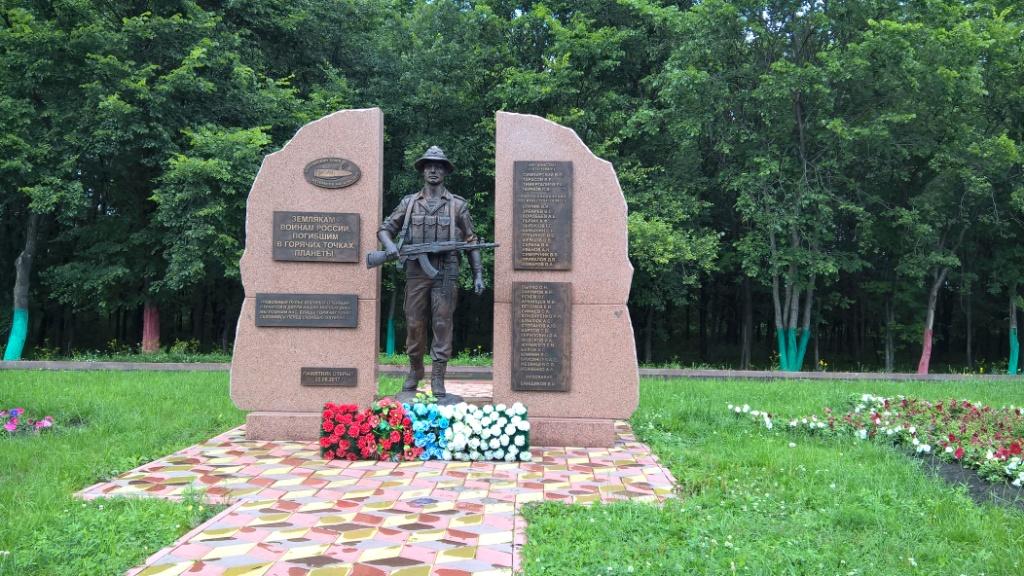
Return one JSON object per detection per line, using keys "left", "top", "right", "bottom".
{"left": 1, "top": 0, "right": 1021, "bottom": 371}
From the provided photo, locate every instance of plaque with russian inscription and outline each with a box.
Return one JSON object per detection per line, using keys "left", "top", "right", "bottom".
{"left": 513, "top": 161, "right": 573, "bottom": 270}
{"left": 273, "top": 211, "right": 360, "bottom": 262}
{"left": 511, "top": 282, "right": 571, "bottom": 392}
{"left": 304, "top": 157, "right": 362, "bottom": 189}
{"left": 255, "top": 294, "right": 358, "bottom": 328}
{"left": 301, "top": 367, "right": 357, "bottom": 387}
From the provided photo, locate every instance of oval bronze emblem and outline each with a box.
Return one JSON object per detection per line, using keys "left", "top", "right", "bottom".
{"left": 304, "top": 157, "right": 362, "bottom": 189}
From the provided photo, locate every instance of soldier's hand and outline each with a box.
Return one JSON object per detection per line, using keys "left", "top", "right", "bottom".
{"left": 384, "top": 242, "right": 399, "bottom": 259}
{"left": 473, "top": 274, "right": 485, "bottom": 295}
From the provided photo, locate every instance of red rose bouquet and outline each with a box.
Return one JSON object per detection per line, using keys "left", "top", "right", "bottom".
{"left": 320, "top": 400, "right": 421, "bottom": 462}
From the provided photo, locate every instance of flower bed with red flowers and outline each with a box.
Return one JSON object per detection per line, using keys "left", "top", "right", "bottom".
{"left": 730, "top": 394, "right": 1024, "bottom": 487}
{"left": 320, "top": 398, "right": 421, "bottom": 461}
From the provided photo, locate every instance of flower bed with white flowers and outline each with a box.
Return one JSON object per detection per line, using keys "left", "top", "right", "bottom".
{"left": 320, "top": 399, "right": 531, "bottom": 462}
{"left": 730, "top": 394, "right": 1024, "bottom": 487}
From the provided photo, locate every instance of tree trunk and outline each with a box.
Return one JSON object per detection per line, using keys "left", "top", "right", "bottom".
{"left": 385, "top": 287, "right": 397, "bottom": 356}
{"left": 191, "top": 289, "right": 205, "bottom": 345}
{"left": 794, "top": 276, "right": 815, "bottom": 370}
{"left": 964, "top": 289, "right": 973, "bottom": 370}
{"left": 683, "top": 303, "right": 690, "bottom": 341}
{"left": 222, "top": 294, "right": 242, "bottom": 354}
{"left": 772, "top": 272, "right": 787, "bottom": 371}
{"left": 221, "top": 319, "right": 230, "bottom": 354}
{"left": 644, "top": 305, "right": 654, "bottom": 364}
{"left": 740, "top": 276, "right": 752, "bottom": 370}
{"left": 768, "top": 230, "right": 788, "bottom": 370}
{"left": 884, "top": 296, "right": 895, "bottom": 373}
{"left": 142, "top": 299, "right": 160, "bottom": 353}
{"left": 813, "top": 314, "right": 820, "bottom": 371}
{"left": 4, "top": 212, "right": 40, "bottom": 360}
{"left": 1009, "top": 284, "right": 1019, "bottom": 376}
{"left": 917, "top": 268, "right": 948, "bottom": 375}
{"left": 787, "top": 285, "right": 800, "bottom": 371}
{"left": 62, "top": 305, "right": 74, "bottom": 355}
{"left": 698, "top": 284, "right": 708, "bottom": 361}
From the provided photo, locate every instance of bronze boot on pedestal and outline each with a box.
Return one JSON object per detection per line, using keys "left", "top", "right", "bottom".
{"left": 430, "top": 361, "right": 447, "bottom": 398}
{"left": 402, "top": 356, "right": 424, "bottom": 392}
{"left": 429, "top": 360, "right": 464, "bottom": 405}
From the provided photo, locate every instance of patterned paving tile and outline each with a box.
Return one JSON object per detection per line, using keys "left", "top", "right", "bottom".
{"left": 82, "top": 421, "right": 675, "bottom": 576}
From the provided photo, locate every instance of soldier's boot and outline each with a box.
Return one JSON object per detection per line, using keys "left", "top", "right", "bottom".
{"left": 402, "top": 357, "right": 425, "bottom": 392}
{"left": 430, "top": 361, "right": 448, "bottom": 398}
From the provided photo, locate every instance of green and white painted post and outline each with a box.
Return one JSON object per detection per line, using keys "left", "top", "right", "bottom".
{"left": 3, "top": 308, "right": 28, "bottom": 361}
{"left": 3, "top": 212, "right": 39, "bottom": 361}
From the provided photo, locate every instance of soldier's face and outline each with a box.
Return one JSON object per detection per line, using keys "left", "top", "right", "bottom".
{"left": 422, "top": 161, "right": 447, "bottom": 185}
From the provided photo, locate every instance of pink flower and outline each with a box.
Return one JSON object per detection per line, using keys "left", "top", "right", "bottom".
{"left": 4, "top": 419, "right": 17, "bottom": 432}
{"left": 34, "top": 417, "right": 53, "bottom": 430}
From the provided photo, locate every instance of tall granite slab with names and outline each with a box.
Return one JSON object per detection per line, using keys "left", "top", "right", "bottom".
{"left": 493, "top": 111, "right": 639, "bottom": 447}
{"left": 230, "top": 109, "right": 383, "bottom": 440}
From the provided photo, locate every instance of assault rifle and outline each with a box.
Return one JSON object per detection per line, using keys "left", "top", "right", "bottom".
{"left": 366, "top": 240, "right": 499, "bottom": 279}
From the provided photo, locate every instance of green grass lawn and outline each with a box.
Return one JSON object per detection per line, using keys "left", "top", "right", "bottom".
{"left": 0, "top": 370, "right": 244, "bottom": 575}
{"left": 523, "top": 378, "right": 1024, "bottom": 575}
{"left": 2, "top": 372, "right": 1023, "bottom": 575}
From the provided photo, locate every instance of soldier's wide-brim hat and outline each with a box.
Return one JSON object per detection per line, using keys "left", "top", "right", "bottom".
{"left": 414, "top": 145, "right": 455, "bottom": 173}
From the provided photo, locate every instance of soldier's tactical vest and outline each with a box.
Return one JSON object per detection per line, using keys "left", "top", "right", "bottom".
{"left": 402, "top": 193, "right": 465, "bottom": 245}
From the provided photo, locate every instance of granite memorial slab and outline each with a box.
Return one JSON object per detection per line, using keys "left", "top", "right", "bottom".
{"left": 493, "top": 111, "right": 639, "bottom": 447}
{"left": 231, "top": 108, "right": 383, "bottom": 440}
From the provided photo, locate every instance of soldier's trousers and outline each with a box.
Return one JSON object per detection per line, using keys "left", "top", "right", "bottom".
{"left": 404, "top": 272, "right": 458, "bottom": 363}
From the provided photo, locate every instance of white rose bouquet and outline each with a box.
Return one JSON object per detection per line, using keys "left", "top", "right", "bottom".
{"left": 439, "top": 401, "right": 531, "bottom": 462}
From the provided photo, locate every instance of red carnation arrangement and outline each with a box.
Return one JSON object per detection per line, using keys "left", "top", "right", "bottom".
{"left": 320, "top": 400, "right": 422, "bottom": 462}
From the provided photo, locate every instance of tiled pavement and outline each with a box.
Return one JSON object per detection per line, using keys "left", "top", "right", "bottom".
{"left": 78, "top": 420, "right": 676, "bottom": 576}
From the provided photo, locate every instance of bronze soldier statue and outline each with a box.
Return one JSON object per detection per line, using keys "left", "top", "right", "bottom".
{"left": 376, "top": 146, "right": 492, "bottom": 404}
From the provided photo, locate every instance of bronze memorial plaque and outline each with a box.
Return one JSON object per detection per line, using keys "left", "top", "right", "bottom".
{"left": 255, "top": 294, "right": 358, "bottom": 328}
{"left": 513, "top": 161, "right": 573, "bottom": 270}
{"left": 512, "top": 281, "right": 571, "bottom": 392}
{"left": 303, "top": 157, "right": 362, "bottom": 189}
{"left": 272, "top": 211, "right": 360, "bottom": 262}
{"left": 301, "top": 367, "right": 358, "bottom": 387}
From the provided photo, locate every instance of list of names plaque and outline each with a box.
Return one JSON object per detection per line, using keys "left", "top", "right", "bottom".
{"left": 301, "top": 367, "right": 358, "bottom": 387}
{"left": 512, "top": 282, "right": 571, "bottom": 392}
{"left": 272, "top": 211, "right": 360, "bottom": 262}
{"left": 513, "top": 161, "right": 573, "bottom": 270}
{"left": 255, "top": 293, "right": 358, "bottom": 328}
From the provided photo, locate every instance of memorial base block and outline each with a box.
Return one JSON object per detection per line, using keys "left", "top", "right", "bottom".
{"left": 246, "top": 412, "right": 322, "bottom": 441}
{"left": 528, "top": 417, "right": 618, "bottom": 448}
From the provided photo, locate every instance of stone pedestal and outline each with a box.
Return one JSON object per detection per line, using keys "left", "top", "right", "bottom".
{"left": 492, "top": 112, "right": 639, "bottom": 447}
{"left": 230, "top": 109, "right": 383, "bottom": 441}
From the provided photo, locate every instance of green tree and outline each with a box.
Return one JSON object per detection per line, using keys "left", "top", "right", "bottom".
{"left": 0, "top": 6, "right": 86, "bottom": 359}
{"left": 36, "top": 2, "right": 304, "bottom": 352}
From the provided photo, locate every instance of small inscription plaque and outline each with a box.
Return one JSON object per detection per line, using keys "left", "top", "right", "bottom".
{"left": 273, "top": 211, "right": 360, "bottom": 262}
{"left": 304, "top": 157, "right": 362, "bottom": 189}
{"left": 513, "top": 161, "right": 573, "bottom": 270}
{"left": 512, "top": 282, "right": 571, "bottom": 392}
{"left": 301, "top": 367, "right": 357, "bottom": 387}
{"left": 255, "top": 294, "right": 358, "bottom": 328}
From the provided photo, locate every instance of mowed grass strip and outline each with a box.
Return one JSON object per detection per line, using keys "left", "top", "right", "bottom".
{"left": 0, "top": 370, "right": 244, "bottom": 575}
{"left": 3, "top": 371, "right": 1024, "bottom": 575}
{"left": 522, "top": 378, "right": 1024, "bottom": 576}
